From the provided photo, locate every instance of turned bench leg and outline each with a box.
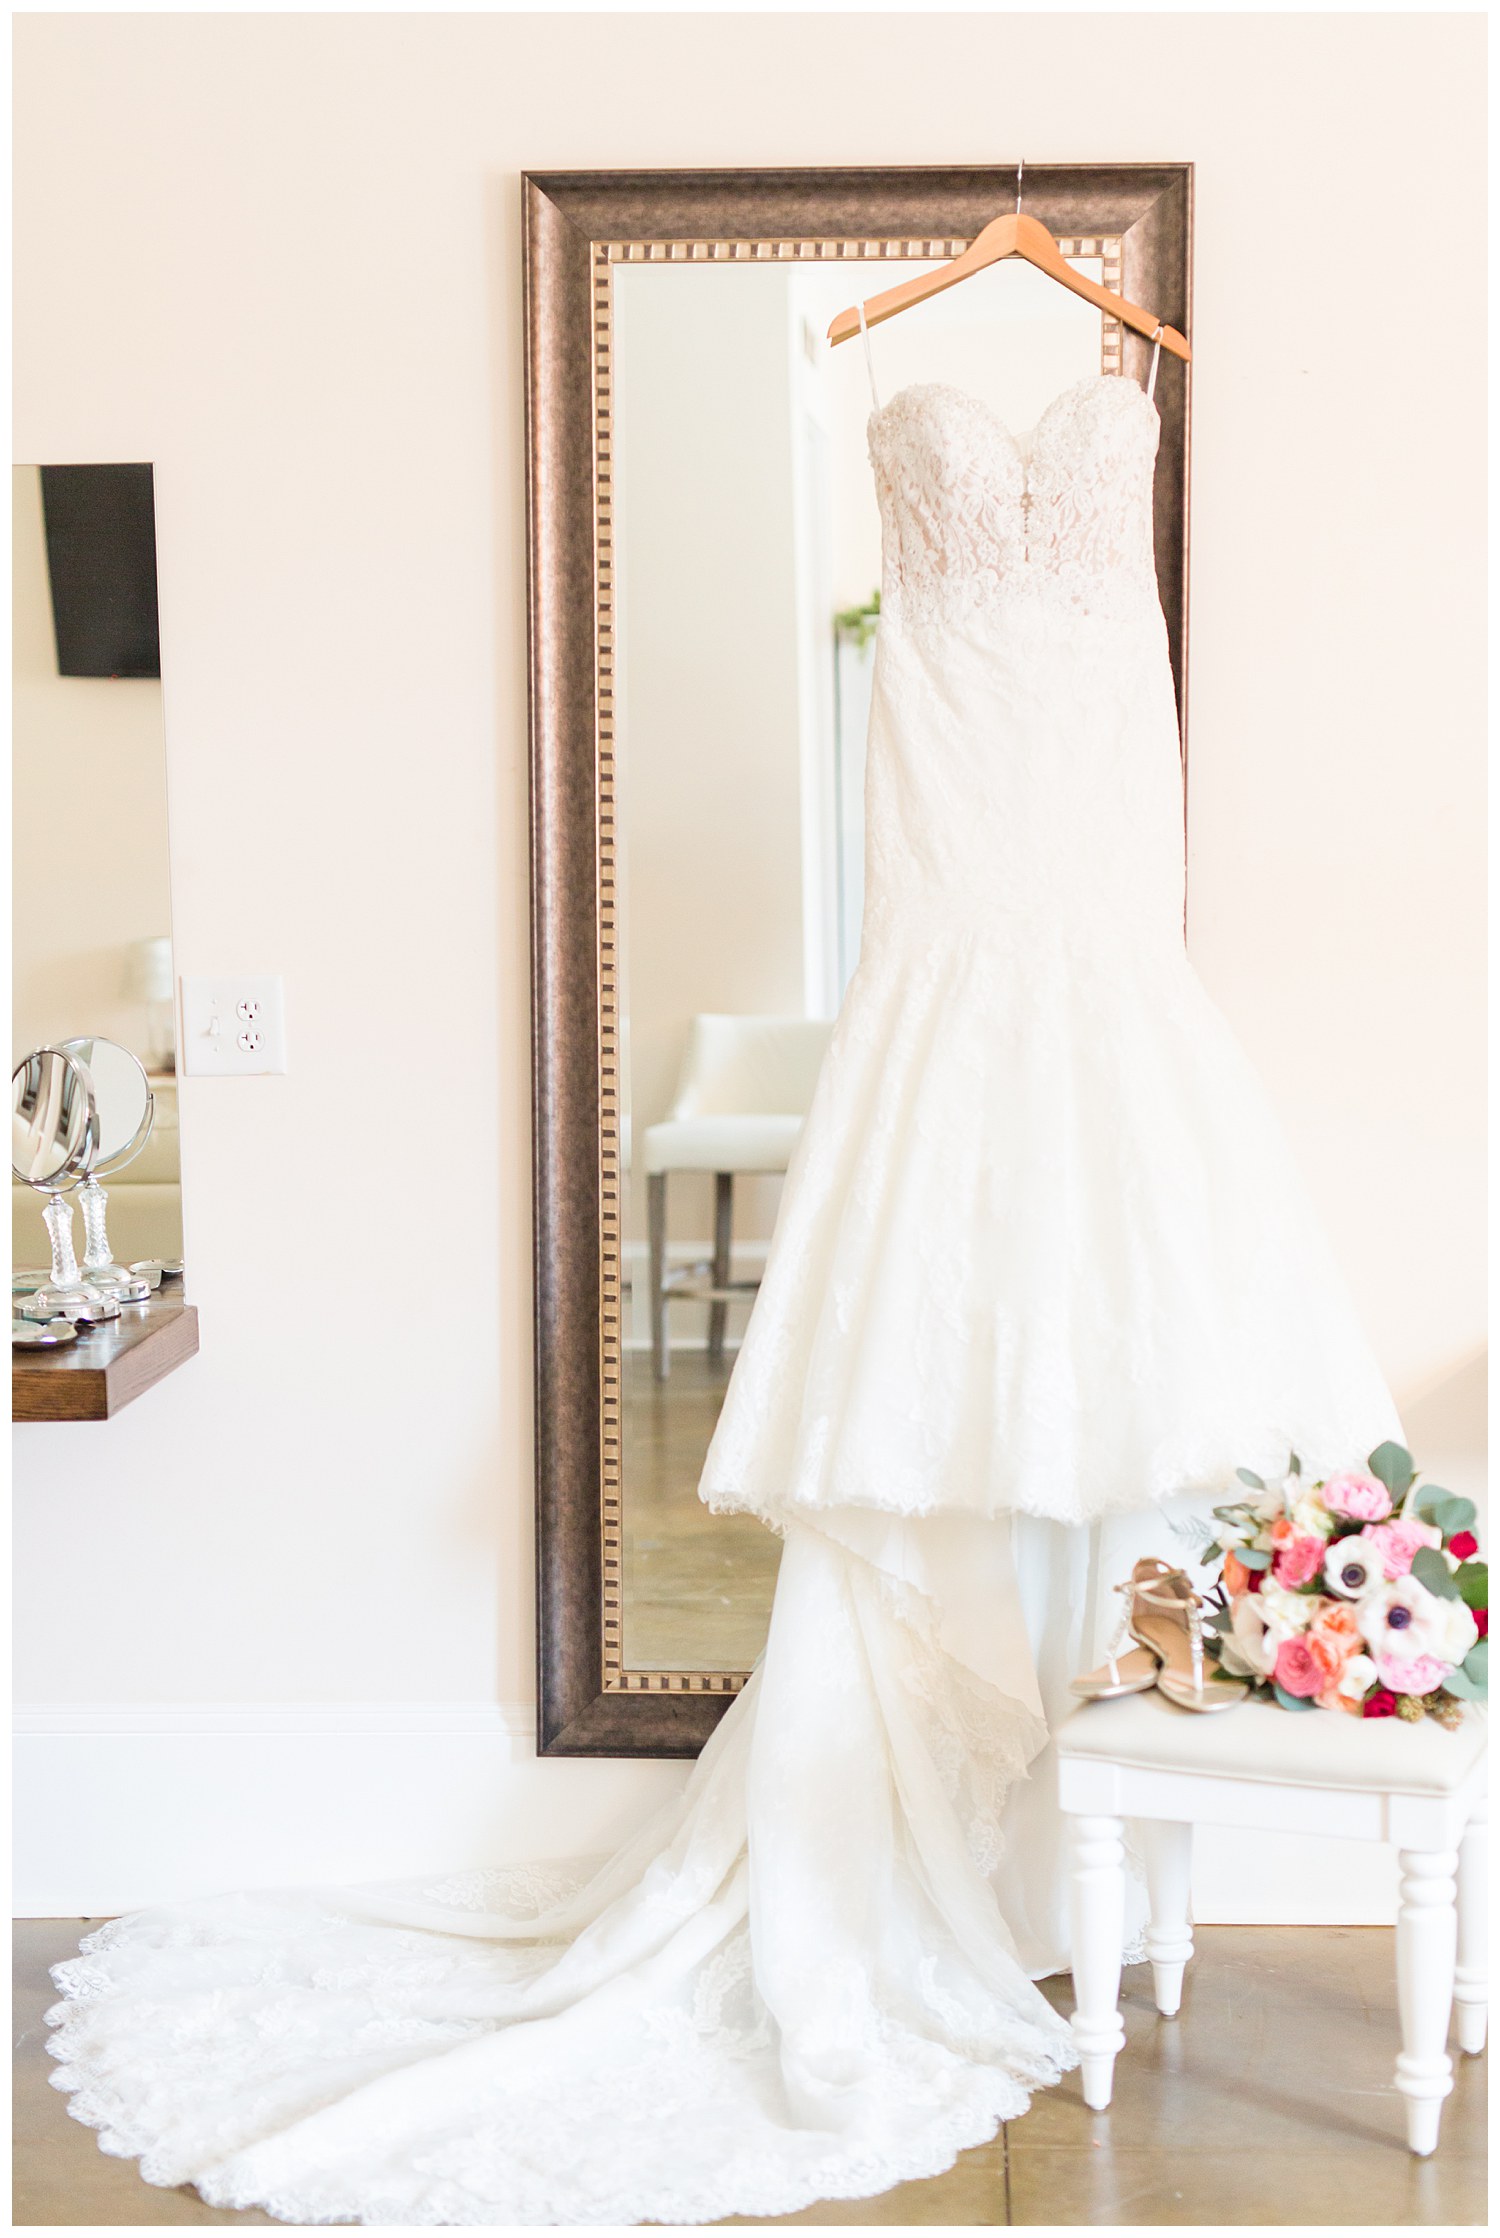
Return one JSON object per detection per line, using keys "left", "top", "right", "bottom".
{"left": 1068, "top": 1813, "right": 1127, "bottom": 2109}
{"left": 1454, "top": 1798, "right": 1488, "bottom": 2056}
{"left": 1144, "top": 1819, "right": 1194, "bottom": 2017}
{"left": 1396, "top": 1847, "right": 1458, "bottom": 2156}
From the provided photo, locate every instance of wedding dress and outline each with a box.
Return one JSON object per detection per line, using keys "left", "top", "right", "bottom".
{"left": 46, "top": 339, "right": 1400, "bottom": 2227}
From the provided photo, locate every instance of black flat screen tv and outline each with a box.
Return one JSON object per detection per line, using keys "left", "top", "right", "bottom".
{"left": 39, "top": 462, "right": 161, "bottom": 679}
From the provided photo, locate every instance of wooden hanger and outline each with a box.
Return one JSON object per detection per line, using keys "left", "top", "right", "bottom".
{"left": 827, "top": 165, "right": 1190, "bottom": 362}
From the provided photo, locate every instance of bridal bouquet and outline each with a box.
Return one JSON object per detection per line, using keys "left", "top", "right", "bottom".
{"left": 1199, "top": 1442, "right": 1488, "bottom": 1722}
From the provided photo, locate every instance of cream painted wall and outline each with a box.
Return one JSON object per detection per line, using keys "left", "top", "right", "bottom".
{"left": 12, "top": 12, "right": 1484, "bottom": 1915}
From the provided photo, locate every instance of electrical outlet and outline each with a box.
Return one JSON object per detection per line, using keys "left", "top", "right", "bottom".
{"left": 179, "top": 976, "right": 288, "bottom": 1076}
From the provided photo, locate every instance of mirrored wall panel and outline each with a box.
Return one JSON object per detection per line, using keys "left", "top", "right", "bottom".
{"left": 613, "top": 255, "right": 1118, "bottom": 1675}
{"left": 11, "top": 464, "right": 182, "bottom": 1275}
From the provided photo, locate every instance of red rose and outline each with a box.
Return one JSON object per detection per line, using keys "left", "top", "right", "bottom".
{"left": 1363, "top": 1688, "right": 1400, "bottom": 1719}
{"left": 1476, "top": 1609, "right": 1488, "bottom": 1640}
{"left": 1449, "top": 1531, "right": 1478, "bottom": 1561}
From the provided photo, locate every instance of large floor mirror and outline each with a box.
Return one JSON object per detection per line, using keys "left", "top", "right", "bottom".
{"left": 12, "top": 464, "right": 182, "bottom": 1280}
{"left": 527, "top": 167, "right": 1191, "bottom": 1753}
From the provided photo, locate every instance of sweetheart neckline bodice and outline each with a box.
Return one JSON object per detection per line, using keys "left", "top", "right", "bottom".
{"left": 867, "top": 371, "right": 1159, "bottom": 457}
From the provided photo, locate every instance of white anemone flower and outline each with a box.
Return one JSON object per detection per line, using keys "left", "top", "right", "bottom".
{"left": 1358, "top": 1576, "right": 1480, "bottom": 1666}
{"left": 1323, "top": 1538, "right": 1382, "bottom": 1601}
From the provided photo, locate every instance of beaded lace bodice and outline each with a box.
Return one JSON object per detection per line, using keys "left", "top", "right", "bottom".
{"left": 855, "top": 371, "right": 1186, "bottom": 962}
{"left": 868, "top": 374, "right": 1162, "bottom": 632}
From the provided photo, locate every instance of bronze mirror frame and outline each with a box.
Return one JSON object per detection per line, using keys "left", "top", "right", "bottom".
{"left": 524, "top": 164, "right": 1193, "bottom": 1757}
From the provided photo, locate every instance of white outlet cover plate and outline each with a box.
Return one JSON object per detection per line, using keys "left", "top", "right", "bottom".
{"left": 179, "top": 975, "right": 288, "bottom": 1076}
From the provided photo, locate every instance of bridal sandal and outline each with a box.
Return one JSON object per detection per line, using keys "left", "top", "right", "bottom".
{"left": 1069, "top": 1558, "right": 1179, "bottom": 1701}
{"left": 1129, "top": 1567, "right": 1248, "bottom": 1714}
{"left": 1071, "top": 1557, "right": 1248, "bottom": 1712}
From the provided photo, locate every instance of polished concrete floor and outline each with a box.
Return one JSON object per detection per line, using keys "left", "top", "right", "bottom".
{"left": 622, "top": 1346, "right": 779, "bottom": 1671}
{"left": 16, "top": 1920, "right": 1484, "bottom": 2226}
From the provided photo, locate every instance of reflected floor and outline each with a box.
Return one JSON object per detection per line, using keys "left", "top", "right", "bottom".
{"left": 622, "top": 1347, "right": 780, "bottom": 1672}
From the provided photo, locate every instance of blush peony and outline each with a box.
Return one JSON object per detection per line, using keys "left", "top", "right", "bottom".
{"left": 1373, "top": 1653, "right": 1450, "bottom": 1696}
{"left": 1321, "top": 1471, "right": 1394, "bottom": 1523}
{"left": 1358, "top": 1518, "right": 1442, "bottom": 1580}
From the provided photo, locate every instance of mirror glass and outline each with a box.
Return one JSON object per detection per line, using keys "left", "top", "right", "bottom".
{"left": 613, "top": 255, "right": 1109, "bottom": 1673}
{"left": 58, "top": 1035, "right": 153, "bottom": 1175}
{"left": 11, "top": 1047, "right": 97, "bottom": 1190}
{"left": 12, "top": 465, "right": 182, "bottom": 1271}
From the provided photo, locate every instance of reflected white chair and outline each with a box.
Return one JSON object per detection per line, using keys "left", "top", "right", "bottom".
{"left": 642, "top": 1014, "right": 830, "bottom": 1381}
{"left": 1056, "top": 1691, "right": 1487, "bottom": 2156}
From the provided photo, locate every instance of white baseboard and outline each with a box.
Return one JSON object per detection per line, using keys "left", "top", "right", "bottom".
{"left": 13, "top": 1703, "right": 1398, "bottom": 1925}
{"left": 12, "top": 1702, "right": 687, "bottom": 1918}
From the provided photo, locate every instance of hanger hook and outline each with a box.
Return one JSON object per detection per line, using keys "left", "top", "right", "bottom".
{"left": 1016, "top": 157, "right": 1024, "bottom": 214}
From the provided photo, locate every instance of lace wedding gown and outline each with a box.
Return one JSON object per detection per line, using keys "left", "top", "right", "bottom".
{"left": 47, "top": 360, "right": 1400, "bottom": 2227}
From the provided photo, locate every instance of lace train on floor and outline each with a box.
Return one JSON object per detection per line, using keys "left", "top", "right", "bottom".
{"left": 48, "top": 1519, "right": 1080, "bottom": 2227}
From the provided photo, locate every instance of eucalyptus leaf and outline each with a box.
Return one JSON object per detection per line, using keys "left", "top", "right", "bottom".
{"left": 1444, "top": 1665, "right": 1484, "bottom": 1702}
{"left": 1456, "top": 1560, "right": 1488, "bottom": 1610}
{"left": 1234, "top": 1546, "right": 1272, "bottom": 1571}
{"left": 1287, "top": 1452, "right": 1302, "bottom": 1478}
{"left": 1236, "top": 1468, "right": 1266, "bottom": 1490}
{"left": 1461, "top": 1638, "right": 1488, "bottom": 1687}
{"left": 1415, "top": 1485, "right": 1453, "bottom": 1522}
{"left": 1368, "top": 1441, "right": 1415, "bottom": 1499}
{"left": 1213, "top": 1505, "right": 1251, "bottom": 1523}
{"left": 1411, "top": 1546, "right": 1462, "bottom": 1601}
{"left": 1272, "top": 1683, "right": 1317, "bottom": 1713}
{"left": 1433, "top": 1496, "right": 1477, "bottom": 1538}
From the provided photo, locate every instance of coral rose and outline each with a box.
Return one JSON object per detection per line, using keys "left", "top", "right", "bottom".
{"left": 1308, "top": 1600, "right": 1363, "bottom": 1684}
{"left": 1222, "top": 1550, "right": 1260, "bottom": 1597}
{"left": 1322, "top": 1471, "right": 1393, "bottom": 1523}
{"left": 1316, "top": 1686, "right": 1362, "bottom": 1715}
{"left": 1273, "top": 1636, "right": 1329, "bottom": 1697}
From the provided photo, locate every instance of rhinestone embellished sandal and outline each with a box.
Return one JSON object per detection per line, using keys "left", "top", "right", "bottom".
{"left": 1070, "top": 1558, "right": 1179, "bottom": 1701}
{"left": 1130, "top": 1567, "right": 1248, "bottom": 1713}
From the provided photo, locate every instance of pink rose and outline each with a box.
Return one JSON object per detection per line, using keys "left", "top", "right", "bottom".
{"left": 1322, "top": 1471, "right": 1393, "bottom": 1523}
{"left": 1358, "top": 1519, "right": 1442, "bottom": 1580}
{"left": 1373, "top": 1653, "right": 1449, "bottom": 1697}
{"left": 1271, "top": 1532, "right": 1325, "bottom": 1588}
{"left": 1273, "top": 1636, "right": 1330, "bottom": 1697}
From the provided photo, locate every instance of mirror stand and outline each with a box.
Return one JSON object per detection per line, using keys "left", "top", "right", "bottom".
{"left": 78, "top": 1176, "right": 153, "bottom": 1302}
{"left": 28, "top": 1189, "right": 120, "bottom": 1323}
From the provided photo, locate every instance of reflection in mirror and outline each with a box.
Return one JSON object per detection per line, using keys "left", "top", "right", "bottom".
{"left": 59, "top": 1035, "right": 156, "bottom": 1301}
{"left": 11, "top": 465, "right": 182, "bottom": 1278}
{"left": 10, "top": 1046, "right": 118, "bottom": 1322}
{"left": 613, "top": 254, "right": 1112, "bottom": 1674}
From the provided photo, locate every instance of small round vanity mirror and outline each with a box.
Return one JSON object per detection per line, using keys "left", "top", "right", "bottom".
{"left": 56, "top": 1037, "right": 156, "bottom": 1304}
{"left": 11, "top": 1047, "right": 97, "bottom": 1190}
{"left": 10, "top": 1049, "right": 119, "bottom": 1323}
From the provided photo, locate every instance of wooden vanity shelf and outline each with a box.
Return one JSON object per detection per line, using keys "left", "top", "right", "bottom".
{"left": 12, "top": 1282, "right": 198, "bottom": 1422}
